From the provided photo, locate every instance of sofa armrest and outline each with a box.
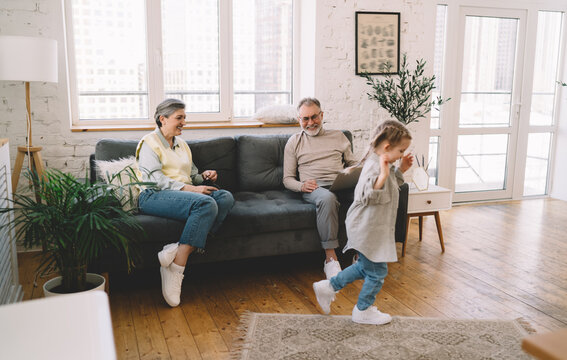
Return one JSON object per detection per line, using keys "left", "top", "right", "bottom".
{"left": 395, "top": 183, "right": 409, "bottom": 243}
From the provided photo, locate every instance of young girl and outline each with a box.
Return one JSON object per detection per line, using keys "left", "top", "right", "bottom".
{"left": 313, "top": 120, "right": 413, "bottom": 325}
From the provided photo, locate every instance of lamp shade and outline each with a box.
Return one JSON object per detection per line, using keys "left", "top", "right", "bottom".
{"left": 0, "top": 35, "right": 58, "bottom": 83}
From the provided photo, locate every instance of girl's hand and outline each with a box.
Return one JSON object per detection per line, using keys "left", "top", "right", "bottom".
{"left": 400, "top": 153, "right": 414, "bottom": 173}
{"left": 379, "top": 154, "right": 391, "bottom": 176}
{"left": 202, "top": 170, "right": 218, "bottom": 182}
{"left": 374, "top": 155, "right": 390, "bottom": 190}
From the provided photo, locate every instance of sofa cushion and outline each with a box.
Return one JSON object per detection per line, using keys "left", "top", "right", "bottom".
{"left": 128, "top": 190, "right": 316, "bottom": 245}
{"left": 187, "top": 137, "right": 237, "bottom": 192}
{"left": 216, "top": 190, "right": 316, "bottom": 237}
{"left": 95, "top": 139, "right": 138, "bottom": 162}
{"left": 93, "top": 137, "right": 237, "bottom": 192}
{"left": 236, "top": 134, "right": 291, "bottom": 191}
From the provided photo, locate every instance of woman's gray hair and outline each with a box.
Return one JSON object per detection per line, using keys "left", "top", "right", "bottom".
{"left": 154, "top": 98, "right": 185, "bottom": 127}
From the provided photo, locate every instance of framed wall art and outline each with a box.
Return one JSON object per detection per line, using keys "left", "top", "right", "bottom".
{"left": 355, "top": 11, "right": 400, "bottom": 75}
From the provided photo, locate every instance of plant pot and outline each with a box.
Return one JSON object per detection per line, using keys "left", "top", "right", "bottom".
{"left": 43, "top": 273, "right": 106, "bottom": 297}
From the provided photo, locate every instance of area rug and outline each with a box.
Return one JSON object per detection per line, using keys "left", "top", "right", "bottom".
{"left": 232, "top": 313, "right": 534, "bottom": 360}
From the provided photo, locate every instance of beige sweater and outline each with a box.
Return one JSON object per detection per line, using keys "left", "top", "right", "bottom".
{"left": 283, "top": 128, "right": 357, "bottom": 192}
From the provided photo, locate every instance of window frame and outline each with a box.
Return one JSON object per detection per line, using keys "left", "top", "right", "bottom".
{"left": 64, "top": 0, "right": 298, "bottom": 128}
{"left": 434, "top": 0, "right": 567, "bottom": 201}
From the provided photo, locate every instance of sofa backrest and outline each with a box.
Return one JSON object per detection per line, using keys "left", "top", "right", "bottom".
{"left": 92, "top": 137, "right": 238, "bottom": 192}
{"left": 235, "top": 130, "right": 353, "bottom": 192}
{"left": 189, "top": 137, "right": 237, "bottom": 192}
{"left": 92, "top": 131, "right": 352, "bottom": 193}
{"left": 236, "top": 134, "right": 291, "bottom": 191}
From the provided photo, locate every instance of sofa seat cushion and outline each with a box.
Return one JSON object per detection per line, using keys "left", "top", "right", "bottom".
{"left": 216, "top": 190, "right": 316, "bottom": 237}
{"left": 132, "top": 190, "right": 316, "bottom": 245}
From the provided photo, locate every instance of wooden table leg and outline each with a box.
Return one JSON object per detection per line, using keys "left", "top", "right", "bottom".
{"left": 402, "top": 214, "right": 411, "bottom": 257}
{"left": 434, "top": 211, "right": 445, "bottom": 253}
{"left": 418, "top": 216, "right": 423, "bottom": 241}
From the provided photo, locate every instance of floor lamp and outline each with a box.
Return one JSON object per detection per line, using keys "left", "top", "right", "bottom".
{"left": 0, "top": 35, "right": 58, "bottom": 194}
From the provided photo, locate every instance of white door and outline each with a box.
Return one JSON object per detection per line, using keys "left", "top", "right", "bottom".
{"left": 449, "top": 7, "right": 527, "bottom": 202}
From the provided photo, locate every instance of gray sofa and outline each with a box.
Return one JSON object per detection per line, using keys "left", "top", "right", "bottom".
{"left": 89, "top": 132, "right": 408, "bottom": 272}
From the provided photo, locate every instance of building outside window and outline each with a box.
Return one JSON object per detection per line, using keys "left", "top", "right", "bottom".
{"left": 66, "top": 0, "right": 294, "bottom": 126}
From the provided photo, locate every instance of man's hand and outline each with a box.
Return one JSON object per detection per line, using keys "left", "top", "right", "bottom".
{"left": 301, "top": 179, "right": 318, "bottom": 193}
{"left": 182, "top": 184, "right": 218, "bottom": 195}
{"left": 202, "top": 170, "right": 218, "bottom": 182}
{"left": 400, "top": 153, "right": 414, "bottom": 173}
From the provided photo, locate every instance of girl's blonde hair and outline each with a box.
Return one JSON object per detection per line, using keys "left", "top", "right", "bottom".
{"left": 357, "top": 120, "right": 412, "bottom": 166}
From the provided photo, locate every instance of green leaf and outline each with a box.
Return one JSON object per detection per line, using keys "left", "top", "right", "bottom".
{"left": 360, "top": 52, "right": 451, "bottom": 124}
{"left": 0, "top": 169, "right": 141, "bottom": 292}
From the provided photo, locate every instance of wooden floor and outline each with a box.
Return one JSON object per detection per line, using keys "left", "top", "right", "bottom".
{"left": 18, "top": 198, "right": 567, "bottom": 359}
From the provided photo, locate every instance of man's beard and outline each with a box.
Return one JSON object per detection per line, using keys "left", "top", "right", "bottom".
{"left": 302, "top": 123, "right": 322, "bottom": 136}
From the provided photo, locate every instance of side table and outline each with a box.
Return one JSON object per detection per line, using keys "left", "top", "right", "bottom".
{"left": 402, "top": 184, "right": 453, "bottom": 256}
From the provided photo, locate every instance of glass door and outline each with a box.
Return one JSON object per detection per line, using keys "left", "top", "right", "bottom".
{"left": 451, "top": 7, "right": 527, "bottom": 202}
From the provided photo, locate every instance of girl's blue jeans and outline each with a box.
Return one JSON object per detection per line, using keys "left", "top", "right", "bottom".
{"left": 138, "top": 188, "right": 234, "bottom": 249}
{"left": 329, "top": 252, "right": 388, "bottom": 311}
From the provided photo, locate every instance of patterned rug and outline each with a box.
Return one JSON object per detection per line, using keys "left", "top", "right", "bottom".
{"left": 233, "top": 313, "right": 534, "bottom": 360}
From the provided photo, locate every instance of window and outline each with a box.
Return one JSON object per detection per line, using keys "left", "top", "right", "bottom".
{"left": 429, "top": 4, "right": 448, "bottom": 186}
{"left": 524, "top": 11, "right": 563, "bottom": 196}
{"left": 66, "top": 0, "right": 294, "bottom": 126}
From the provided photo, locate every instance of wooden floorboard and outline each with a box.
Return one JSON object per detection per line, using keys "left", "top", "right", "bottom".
{"left": 16, "top": 198, "right": 567, "bottom": 359}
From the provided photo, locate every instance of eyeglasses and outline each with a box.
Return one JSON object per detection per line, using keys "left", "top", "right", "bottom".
{"left": 299, "top": 111, "right": 322, "bottom": 122}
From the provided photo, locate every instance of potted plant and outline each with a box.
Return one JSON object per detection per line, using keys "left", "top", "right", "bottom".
{"left": 0, "top": 169, "right": 142, "bottom": 295}
{"left": 360, "top": 53, "right": 450, "bottom": 125}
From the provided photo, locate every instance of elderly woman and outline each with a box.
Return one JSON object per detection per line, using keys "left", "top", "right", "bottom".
{"left": 136, "top": 98, "right": 234, "bottom": 307}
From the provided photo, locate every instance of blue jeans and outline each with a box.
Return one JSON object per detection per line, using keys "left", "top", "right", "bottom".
{"left": 329, "top": 252, "right": 388, "bottom": 310}
{"left": 138, "top": 189, "right": 234, "bottom": 249}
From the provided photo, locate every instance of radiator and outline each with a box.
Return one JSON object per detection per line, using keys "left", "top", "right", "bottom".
{"left": 0, "top": 139, "right": 23, "bottom": 304}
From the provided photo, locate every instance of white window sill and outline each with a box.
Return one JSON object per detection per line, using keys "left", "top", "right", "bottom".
{"left": 71, "top": 120, "right": 299, "bottom": 132}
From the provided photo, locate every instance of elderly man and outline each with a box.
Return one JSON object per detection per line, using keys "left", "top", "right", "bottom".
{"left": 283, "top": 97, "right": 357, "bottom": 279}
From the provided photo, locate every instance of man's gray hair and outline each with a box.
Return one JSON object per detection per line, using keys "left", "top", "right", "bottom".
{"left": 154, "top": 98, "right": 185, "bottom": 127}
{"left": 297, "top": 97, "right": 321, "bottom": 112}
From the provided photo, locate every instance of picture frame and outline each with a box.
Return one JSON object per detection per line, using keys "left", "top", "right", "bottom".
{"left": 355, "top": 11, "right": 400, "bottom": 75}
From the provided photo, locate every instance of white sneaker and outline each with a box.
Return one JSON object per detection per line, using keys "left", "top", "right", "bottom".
{"left": 352, "top": 305, "right": 392, "bottom": 325}
{"left": 158, "top": 242, "right": 179, "bottom": 267}
{"left": 313, "top": 279, "right": 336, "bottom": 314}
{"left": 323, "top": 259, "right": 342, "bottom": 279}
{"left": 160, "top": 265, "right": 184, "bottom": 307}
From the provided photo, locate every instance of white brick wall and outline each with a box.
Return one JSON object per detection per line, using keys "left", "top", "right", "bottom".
{"left": 314, "top": 0, "right": 436, "bottom": 161}
{"left": 0, "top": 0, "right": 436, "bottom": 182}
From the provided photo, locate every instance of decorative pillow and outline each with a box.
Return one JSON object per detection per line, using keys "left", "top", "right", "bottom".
{"left": 252, "top": 104, "right": 298, "bottom": 124}
{"left": 95, "top": 156, "right": 140, "bottom": 211}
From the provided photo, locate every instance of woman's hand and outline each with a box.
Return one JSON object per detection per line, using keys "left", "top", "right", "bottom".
{"left": 202, "top": 170, "right": 217, "bottom": 182}
{"left": 400, "top": 153, "right": 414, "bottom": 173}
{"left": 181, "top": 184, "right": 217, "bottom": 195}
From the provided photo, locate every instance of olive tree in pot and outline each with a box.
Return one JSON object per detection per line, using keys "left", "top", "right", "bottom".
{"left": 0, "top": 169, "right": 142, "bottom": 296}
{"left": 360, "top": 53, "right": 450, "bottom": 125}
